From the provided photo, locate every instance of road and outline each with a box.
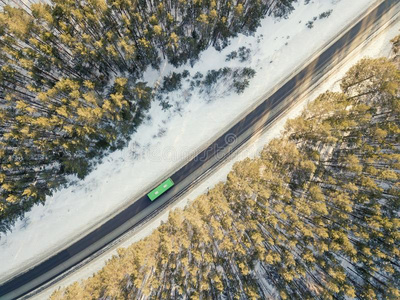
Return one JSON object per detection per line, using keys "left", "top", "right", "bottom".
{"left": 1, "top": 0, "right": 399, "bottom": 299}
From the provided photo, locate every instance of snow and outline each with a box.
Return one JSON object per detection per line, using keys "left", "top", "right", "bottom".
{"left": 22, "top": 1, "right": 400, "bottom": 298}
{"left": 0, "top": 0, "right": 397, "bottom": 288}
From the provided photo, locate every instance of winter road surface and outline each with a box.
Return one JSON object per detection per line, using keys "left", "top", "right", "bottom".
{"left": 1, "top": 0, "right": 400, "bottom": 299}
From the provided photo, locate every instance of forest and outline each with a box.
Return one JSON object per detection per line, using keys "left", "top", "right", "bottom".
{"left": 49, "top": 39, "right": 400, "bottom": 299}
{"left": 0, "top": 0, "right": 296, "bottom": 232}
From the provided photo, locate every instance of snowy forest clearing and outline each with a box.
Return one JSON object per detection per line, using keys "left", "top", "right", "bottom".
{"left": 0, "top": 0, "right": 391, "bottom": 283}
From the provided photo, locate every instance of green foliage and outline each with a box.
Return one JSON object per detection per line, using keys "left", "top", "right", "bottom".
{"left": 226, "top": 50, "right": 238, "bottom": 61}
{"left": 226, "top": 46, "right": 251, "bottom": 62}
{"left": 161, "top": 72, "right": 184, "bottom": 92}
{"left": 319, "top": 10, "right": 333, "bottom": 19}
{"left": 233, "top": 67, "right": 256, "bottom": 93}
{"left": 0, "top": 0, "right": 297, "bottom": 231}
{"left": 191, "top": 67, "right": 256, "bottom": 95}
{"left": 238, "top": 46, "right": 251, "bottom": 62}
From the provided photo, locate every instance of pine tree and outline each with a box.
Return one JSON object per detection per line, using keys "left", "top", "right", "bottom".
{"left": 51, "top": 55, "right": 400, "bottom": 300}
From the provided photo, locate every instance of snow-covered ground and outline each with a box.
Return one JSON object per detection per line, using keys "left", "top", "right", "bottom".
{"left": 30, "top": 14, "right": 400, "bottom": 300}
{"left": 0, "top": 0, "right": 394, "bottom": 285}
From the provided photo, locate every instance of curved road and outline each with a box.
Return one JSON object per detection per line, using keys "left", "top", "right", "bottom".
{"left": 1, "top": 0, "right": 399, "bottom": 299}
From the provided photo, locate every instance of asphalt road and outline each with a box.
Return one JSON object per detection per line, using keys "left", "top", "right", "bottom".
{"left": 1, "top": 0, "right": 399, "bottom": 299}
